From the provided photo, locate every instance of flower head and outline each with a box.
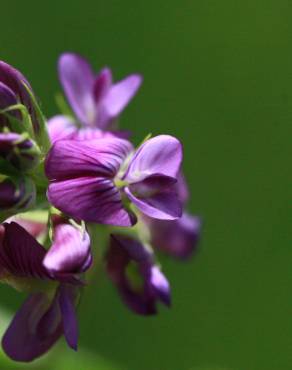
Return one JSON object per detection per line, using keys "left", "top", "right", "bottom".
{"left": 45, "top": 135, "right": 183, "bottom": 226}
{"left": 0, "top": 219, "right": 91, "bottom": 361}
{"left": 47, "top": 53, "right": 142, "bottom": 142}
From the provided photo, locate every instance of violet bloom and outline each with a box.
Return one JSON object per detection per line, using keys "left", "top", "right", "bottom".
{"left": 48, "top": 52, "right": 142, "bottom": 143}
{"left": 145, "top": 174, "right": 202, "bottom": 259}
{"left": 106, "top": 234, "right": 170, "bottom": 315}
{"left": 0, "top": 220, "right": 91, "bottom": 362}
{"left": 0, "top": 61, "right": 38, "bottom": 132}
{"left": 45, "top": 135, "right": 183, "bottom": 226}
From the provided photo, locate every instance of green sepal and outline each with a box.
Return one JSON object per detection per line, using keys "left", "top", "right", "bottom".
{"left": 0, "top": 103, "right": 33, "bottom": 137}
{"left": 22, "top": 82, "right": 51, "bottom": 155}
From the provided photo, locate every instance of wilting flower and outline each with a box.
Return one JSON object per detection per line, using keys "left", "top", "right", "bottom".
{"left": 0, "top": 132, "right": 40, "bottom": 171}
{"left": 0, "top": 219, "right": 91, "bottom": 362}
{"left": 48, "top": 52, "right": 142, "bottom": 142}
{"left": 106, "top": 234, "right": 170, "bottom": 315}
{"left": 0, "top": 61, "right": 38, "bottom": 133}
{"left": 145, "top": 174, "right": 201, "bottom": 259}
{"left": 45, "top": 135, "right": 183, "bottom": 226}
{"left": 0, "top": 176, "right": 35, "bottom": 213}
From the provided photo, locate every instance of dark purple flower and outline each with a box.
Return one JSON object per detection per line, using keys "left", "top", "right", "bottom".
{"left": 0, "top": 132, "right": 40, "bottom": 171}
{"left": 106, "top": 234, "right": 170, "bottom": 315}
{"left": 0, "top": 61, "right": 38, "bottom": 132}
{"left": 45, "top": 135, "right": 183, "bottom": 226}
{"left": 0, "top": 220, "right": 91, "bottom": 362}
{"left": 47, "top": 53, "right": 142, "bottom": 142}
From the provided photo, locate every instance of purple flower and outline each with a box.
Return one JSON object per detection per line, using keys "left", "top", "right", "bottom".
{"left": 48, "top": 53, "right": 142, "bottom": 142}
{"left": 145, "top": 174, "right": 201, "bottom": 259}
{"left": 106, "top": 234, "right": 170, "bottom": 315}
{"left": 45, "top": 135, "right": 183, "bottom": 226}
{"left": 0, "top": 220, "right": 91, "bottom": 362}
{"left": 0, "top": 132, "right": 40, "bottom": 171}
{"left": 0, "top": 61, "right": 38, "bottom": 132}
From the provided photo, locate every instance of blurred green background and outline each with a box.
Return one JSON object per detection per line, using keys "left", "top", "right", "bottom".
{"left": 0, "top": 0, "right": 291, "bottom": 369}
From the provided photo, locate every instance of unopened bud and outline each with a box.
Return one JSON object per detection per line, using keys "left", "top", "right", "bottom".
{"left": 0, "top": 132, "right": 40, "bottom": 171}
{"left": 0, "top": 176, "right": 35, "bottom": 212}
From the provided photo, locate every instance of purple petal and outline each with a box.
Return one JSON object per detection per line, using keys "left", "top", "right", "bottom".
{"left": 2, "top": 292, "right": 63, "bottom": 362}
{"left": 0, "top": 82, "right": 17, "bottom": 109}
{"left": 107, "top": 235, "right": 170, "bottom": 315}
{"left": 128, "top": 174, "right": 177, "bottom": 198}
{"left": 43, "top": 224, "right": 91, "bottom": 275}
{"left": 5, "top": 216, "right": 46, "bottom": 239}
{"left": 59, "top": 285, "right": 79, "bottom": 351}
{"left": 0, "top": 61, "right": 32, "bottom": 102}
{"left": 45, "top": 138, "right": 133, "bottom": 180}
{"left": 0, "top": 61, "right": 38, "bottom": 132}
{"left": 72, "top": 127, "right": 121, "bottom": 140}
{"left": 149, "top": 213, "right": 201, "bottom": 259}
{"left": 150, "top": 266, "right": 171, "bottom": 306}
{"left": 125, "top": 186, "right": 182, "bottom": 220}
{"left": 47, "top": 115, "right": 77, "bottom": 143}
{"left": 176, "top": 172, "right": 189, "bottom": 204}
{"left": 0, "top": 82, "right": 19, "bottom": 127}
{"left": 0, "top": 178, "right": 22, "bottom": 210}
{"left": 93, "top": 67, "right": 112, "bottom": 104}
{"left": 101, "top": 74, "right": 142, "bottom": 122}
{"left": 124, "top": 135, "right": 183, "bottom": 183}
{"left": 47, "top": 177, "right": 135, "bottom": 226}
{"left": 58, "top": 53, "right": 95, "bottom": 125}
{"left": 0, "top": 222, "right": 49, "bottom": 279}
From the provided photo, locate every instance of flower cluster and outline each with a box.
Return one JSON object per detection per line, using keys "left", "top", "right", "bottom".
{"left": 0, "top": 53, "right": 201, "bottom": 362}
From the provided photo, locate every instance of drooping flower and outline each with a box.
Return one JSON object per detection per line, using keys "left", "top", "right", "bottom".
{"left": 0, "top": 219, "right": 91, "bottom": 362}
{"left": 106, "top": 234, "right": 170, "bottom": 315}
{"left": 45, "top": 135, "right": 183, "bottom": 226}
{"left": 48, "top": 53, "right": 142, "bottom": 142}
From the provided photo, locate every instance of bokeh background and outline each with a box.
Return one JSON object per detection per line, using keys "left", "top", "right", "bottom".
{"left": 0, "top": 1, "right": 291, "bottom": 369}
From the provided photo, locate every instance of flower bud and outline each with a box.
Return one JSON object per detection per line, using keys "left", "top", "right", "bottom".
{"left": 0, "top": 61, "right": 36, "bottom": 129}
{"left": 0, "top": 176, "right": 35, "bottom": 212}
{"left": 0, "top": 132, "right": 40, "bottom": 171}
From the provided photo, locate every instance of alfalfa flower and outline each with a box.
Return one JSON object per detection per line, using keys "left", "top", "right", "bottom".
{"left": 106, "top": 234, "right": 170, "bottom": 315}
{"left": 45, "top": 135, "right": 183, "bottom": 226}
{"left": 48, "top": 53, "right": 142, "bottom": 142}
{"left": 0, "top": 219, "right": 91, "bottom": 362}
